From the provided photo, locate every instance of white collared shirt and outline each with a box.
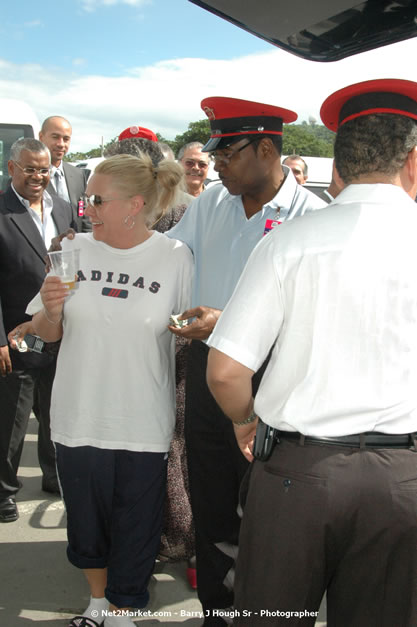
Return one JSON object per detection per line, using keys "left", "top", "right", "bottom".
{"left": 322, "top": 189, "right": 334, "bottom": 203}
{"left": 12, "top": 183, "right": 58, "bottom": 249}
{"left": 208, "top": 184, "right": 417, "bottom": 436}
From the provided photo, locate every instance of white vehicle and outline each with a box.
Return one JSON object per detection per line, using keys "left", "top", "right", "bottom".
{"left": 282, "top": 155, "right": 332, "bottom": 195}
{"left": 0, "top": 99, "right": 40, "bottom": 192}
{"left": 73, "top": 156, "right": 105, "bottom": 172}
{"left": 74, "top": 156, "right": 221, "bottom": 187}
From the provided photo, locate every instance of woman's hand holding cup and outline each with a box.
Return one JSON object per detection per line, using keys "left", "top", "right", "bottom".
{"left": 40, "top": 276, "right": 69, "bottom": 323}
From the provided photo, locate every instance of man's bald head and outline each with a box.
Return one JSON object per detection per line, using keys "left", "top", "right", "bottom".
{"left": 39, "top": 116, "right": 72, "bottom": 166}
{"left": 41, "top": 116, "right": 72, "bottom": 134}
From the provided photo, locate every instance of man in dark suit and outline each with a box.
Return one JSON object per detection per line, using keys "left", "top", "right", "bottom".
{"left": 0, "top": 137, "right": 77, "bottom": 522}
{"left": 39, "top": 115, "right": 91, "bottom": 233}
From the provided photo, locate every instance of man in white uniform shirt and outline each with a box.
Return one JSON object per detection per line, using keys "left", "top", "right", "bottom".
{"left": 207, "top": 79, "right": 417, "bottom": 626}
{"left": 167, "top": 96, "right": 325, "bottom": 626}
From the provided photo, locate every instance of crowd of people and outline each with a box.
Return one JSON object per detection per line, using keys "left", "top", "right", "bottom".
{"left": 1, "top": 77, "right": 417, "bottom": 627}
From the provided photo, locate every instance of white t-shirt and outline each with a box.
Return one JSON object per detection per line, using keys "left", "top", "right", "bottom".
{"left": 208, "top": 184, "right": 417, "bottom": 436}
{"left": 29, "top": 232, "right": 193, "bottom": 452}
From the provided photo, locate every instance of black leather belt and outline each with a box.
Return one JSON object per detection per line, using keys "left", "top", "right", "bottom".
{"left": 277, "top": 431, "right": 416, "bottom": 449}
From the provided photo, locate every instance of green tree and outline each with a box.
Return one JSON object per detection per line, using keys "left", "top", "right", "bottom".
{"left": 158, "top": 119, "right": 211, "bottom": 156}
{"left": 66, "top": 136, "right": 118, "bottom": 162}
{"left": 65, "top": 120, "right": 335, "bottom": 162}
{"left": 283, "top": 124, "right": 334, "bottom": 157}
{"left": 65, "top": 147, "right": 100, "bottom": 162}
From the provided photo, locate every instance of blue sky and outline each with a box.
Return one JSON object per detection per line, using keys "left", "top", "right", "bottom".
{"left": 1, "top": 0, "right": 416, "bottom": 152}
{"left": 3, "top": 0, "right": 271, "bottom": 76}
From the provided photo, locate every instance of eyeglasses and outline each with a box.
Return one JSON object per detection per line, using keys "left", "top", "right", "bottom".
{"left": 84, "top": 194, "right": 128, "bottom": 208}
{"left": 183, "top": 159, "right": 209, "bottom": 169}
{"left": 14, "top": 161, "right": 51, "bottom": 176}
{"left": 210, "top": 138, "right": 259, "bottom": 165}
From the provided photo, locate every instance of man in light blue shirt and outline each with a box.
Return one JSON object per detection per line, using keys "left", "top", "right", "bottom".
{"left": 167, "top": 96, "right": 326, "bottom": 626}
{"left": 169, "top": 160, "right": 324, "bottom": 311}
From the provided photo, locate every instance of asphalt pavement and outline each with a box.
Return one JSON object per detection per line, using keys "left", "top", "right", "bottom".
{"left": 0, "top": 416, "right": 327, "bottom": 626}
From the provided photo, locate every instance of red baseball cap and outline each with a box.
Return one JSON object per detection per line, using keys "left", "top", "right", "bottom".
{"left": 320, "top": 79, "right": 417, "bottom": 131}
{"left": 200, "top": 96, "right": 297, "bottom": 151}
{"left": 118, "top": 125, "right": 158, "bottom": 142}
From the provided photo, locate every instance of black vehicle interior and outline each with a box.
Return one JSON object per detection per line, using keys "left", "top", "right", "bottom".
{"left": 189, "top": 0, "right": 417, "bottom": 61}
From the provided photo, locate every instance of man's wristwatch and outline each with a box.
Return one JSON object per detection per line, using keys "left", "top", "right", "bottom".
{"left": 234, "top": 409, "right": 258, "bottom": 427}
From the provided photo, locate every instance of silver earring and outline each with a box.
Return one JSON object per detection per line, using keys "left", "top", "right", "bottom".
{"left": 124, "top": 215, "right": 135, "bottom": 230}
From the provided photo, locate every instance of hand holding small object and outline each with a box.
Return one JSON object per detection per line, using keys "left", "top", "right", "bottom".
{"left": 8, "top": 321, "right": 37, "bottom": 351}
{"left": 168, "top": 306, "right": 221, "bottom": 340}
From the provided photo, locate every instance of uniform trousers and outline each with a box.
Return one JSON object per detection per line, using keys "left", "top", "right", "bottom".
{"left": 0, "top": 360, "right": 57, "bottom": 498}
{"left": 234, "top": 437, "right": 417, "bottom": 627}
{"left": 184, "top": 340, "right": 267, "bottom": 622}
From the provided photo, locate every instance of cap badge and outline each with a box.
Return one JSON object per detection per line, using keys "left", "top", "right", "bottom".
{"left": 203, "top": 106, "right": 216, "bottom": 121}
{"left": 129, "top": 126, "right": 139, "bottom": 135}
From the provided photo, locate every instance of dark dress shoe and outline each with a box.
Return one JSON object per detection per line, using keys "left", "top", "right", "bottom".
{"left": 42, "top": 476, "right": 60, "bottom": 494}
{"left": 0, "top": 497, "right": 19, "bottom": 523}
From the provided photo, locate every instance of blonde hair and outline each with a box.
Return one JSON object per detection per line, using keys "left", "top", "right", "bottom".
{"left": 95, "top": 153, "right": 184, "bottom": 225}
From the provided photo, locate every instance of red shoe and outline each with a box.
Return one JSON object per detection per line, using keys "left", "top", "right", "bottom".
{"left": 187, "top": 566, "right": 197, "bottom": 589}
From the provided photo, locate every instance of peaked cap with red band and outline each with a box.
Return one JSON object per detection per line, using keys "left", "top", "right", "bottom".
{"left": 118, "top": 125, "right": 158, "bottom": 142}
{"left": 200, "top": 96, "right": 297, "bottom": 152}
{"left": 320, "top": 79, "right": 417, "bottom": 131}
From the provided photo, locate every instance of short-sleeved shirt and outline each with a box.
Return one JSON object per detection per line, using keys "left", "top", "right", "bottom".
{"left": 167, "top": 166, "right": 326, "bottom": 310}
{"left": 208, "top": 184, "right": 417, "bottom": 436}
{"left": 28, "top": 232, "right": 193, "bottom": 452}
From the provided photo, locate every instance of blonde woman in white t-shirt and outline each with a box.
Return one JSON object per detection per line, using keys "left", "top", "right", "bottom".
{"left": 16, "top": 154, "right": 193, "bottom": 627}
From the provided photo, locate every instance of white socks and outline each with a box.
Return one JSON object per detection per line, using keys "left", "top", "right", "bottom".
{"left": 83, "top": 596, "right": 109, "bottom": 624}
{"left": 104, "top": 615, "right": 136, "bottom": 627}
{"left": 81, "top": 596, "right": 136, "bottom": 626}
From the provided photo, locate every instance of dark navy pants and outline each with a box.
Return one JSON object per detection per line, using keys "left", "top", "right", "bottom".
{"left": 55, "top": 443, "right": 167, "bottom": 609}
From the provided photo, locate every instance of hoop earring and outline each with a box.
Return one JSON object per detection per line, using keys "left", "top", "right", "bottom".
{"left": 124, "top": 215, "right": 136, "bottom": 230}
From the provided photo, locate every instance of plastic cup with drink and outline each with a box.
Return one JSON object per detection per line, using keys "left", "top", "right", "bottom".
{"left": 47, "top": 249, "right": 80, "bottom": 290}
